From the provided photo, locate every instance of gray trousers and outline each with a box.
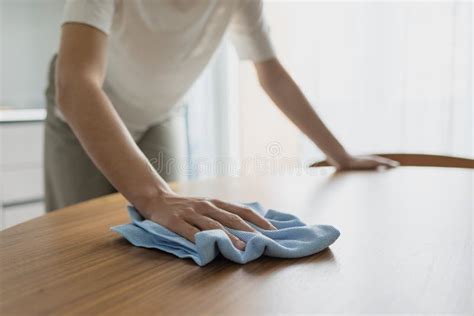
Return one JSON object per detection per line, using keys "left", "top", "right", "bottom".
{"left": 44, "top": 56, "right": 187, "bottom": 212}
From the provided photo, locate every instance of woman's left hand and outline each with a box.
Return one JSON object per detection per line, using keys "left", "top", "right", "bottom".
{"left": 336, "top": 155, "right": 400, "bottom": 171}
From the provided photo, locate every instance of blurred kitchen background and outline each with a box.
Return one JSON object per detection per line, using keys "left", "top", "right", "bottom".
{"left": 1, "top": 0, "right": 472, "bottom": 229}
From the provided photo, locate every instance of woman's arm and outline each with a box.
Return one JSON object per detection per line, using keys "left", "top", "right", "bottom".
{"left": 254, "top": 58, "right": 399, "bottom": 170}
{"left": 56, "top": 23, "right": 275, "bottom": 249}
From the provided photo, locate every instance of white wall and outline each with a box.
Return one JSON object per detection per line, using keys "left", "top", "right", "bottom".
{"left": 1, "top": 0, "right": 63, "bottom": 109}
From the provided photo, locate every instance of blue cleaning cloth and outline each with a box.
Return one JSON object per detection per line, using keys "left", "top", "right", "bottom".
{"left": 111, "top": 202, "right": 340, "bottom": 266}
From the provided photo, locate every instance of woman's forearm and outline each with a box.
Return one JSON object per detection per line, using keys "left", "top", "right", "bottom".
{"left": 56, "top": 24, "right": 170, "bottom": 211}
{"left": 254, "top": 58, "right": 352, "bottom": 168}
{"left": 57, "top": 78, "right": 172, "bottom": 210}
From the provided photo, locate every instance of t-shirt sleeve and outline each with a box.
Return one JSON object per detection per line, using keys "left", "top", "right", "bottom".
{"left": 62, "top": 0, "right": 115, "bottom": 35}
{"left": 228, "top": 0, "right": 276, "bottom": 62}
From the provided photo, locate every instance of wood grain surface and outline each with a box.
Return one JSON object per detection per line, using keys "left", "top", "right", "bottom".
{"left": 0, "top": 167, "right": 472, "bottom": 315}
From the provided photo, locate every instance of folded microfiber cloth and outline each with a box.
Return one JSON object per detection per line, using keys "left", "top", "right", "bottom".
{"left": 111, "top": 202, "right": 340, "bottom": 266}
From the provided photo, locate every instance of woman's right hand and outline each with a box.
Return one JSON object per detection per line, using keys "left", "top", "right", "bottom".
{"left": 136, "top": 191, "right": 277, "bottom": 250}
{"left": 56, "top": 23, "right": 274, "bottom": 245}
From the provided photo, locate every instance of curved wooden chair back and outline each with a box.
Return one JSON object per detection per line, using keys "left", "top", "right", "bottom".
{"left": 310, "top": 153, "right": 474, "bottom": 169}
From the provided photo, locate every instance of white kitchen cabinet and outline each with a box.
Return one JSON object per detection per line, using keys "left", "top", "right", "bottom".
{"left": 0, "top": 121, "right": 45, "bottom": 229}
{"left": 4, "top": 202, "right": 45, "bottom": 228}
{"left": 1, "top": 0, "right": 63, "bottom": 230}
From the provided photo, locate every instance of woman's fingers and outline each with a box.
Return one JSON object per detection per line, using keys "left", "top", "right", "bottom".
{"left": 196, "top": 200, "right": 256, "bottom": 232}
{"left": 211, "top": 199, "right": 276, "bottom": 230}
{"left": 207, "top": 208, "right": 256, "bottom": 232}
{"left": 187, "top": 213, "right": 246, "bottom": 250}
{"left": 149, "top": 195, "right": 277, "bottom": 249}
{"left": 170, "top": 219, "right": 201, "bottom": 243}
{"left": 376, "top": 157, "right": 400, "bottom": 168}
{"left": 345, "top": 156, "right": 400, "bottom": 170}
{"left": 368, "top": 156, "right": 399, "bottom": 169}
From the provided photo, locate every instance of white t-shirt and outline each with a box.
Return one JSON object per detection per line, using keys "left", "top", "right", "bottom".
{"left": 61, "top": 0, "right": 276, "bottom": 136}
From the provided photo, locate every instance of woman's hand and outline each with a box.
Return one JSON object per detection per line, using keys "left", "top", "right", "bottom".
{"left": 136, "top": 192, "right": 277, "bottom": 250}
{"left": 335, "top": 155, "right": 400, "bottom": 171}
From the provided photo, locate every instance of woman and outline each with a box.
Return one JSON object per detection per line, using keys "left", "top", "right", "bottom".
{"left": 45, "top": 0, "right": 398, "bottom": 250}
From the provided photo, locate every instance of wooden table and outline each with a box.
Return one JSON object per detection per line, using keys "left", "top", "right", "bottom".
{"left": 1, "top": 167, "right": 472, "bottom": 314}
